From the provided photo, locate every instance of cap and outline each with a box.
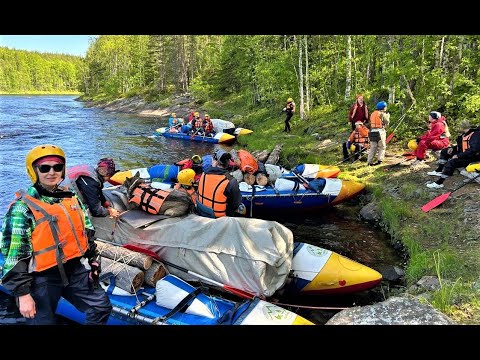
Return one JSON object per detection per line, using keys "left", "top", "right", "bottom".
{"left": 429, "top": 111, "right": 441, "bottom": 120}
{"left": 34, "top": 155, "right": 64, "bottom": 166}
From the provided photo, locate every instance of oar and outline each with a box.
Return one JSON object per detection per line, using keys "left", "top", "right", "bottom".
{"left": 421, "top": 172, "right": 480, "bottom": 212}
{"left": 384, "top": 155, "right": 416, "bottom": 172}
{"left": 123, "top": 244, "right": 258, "bottom": 300}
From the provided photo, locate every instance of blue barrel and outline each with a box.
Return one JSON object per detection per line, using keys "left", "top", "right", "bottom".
{"left": 181, "top": 124, "right": 192, "bottom": 134}
{"left": 202, "top": 154, "right": 213, "bottom": 171}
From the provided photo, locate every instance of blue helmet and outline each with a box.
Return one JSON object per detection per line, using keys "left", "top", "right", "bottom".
{"left": 376, "top": 101, "right": 387, "bottom": 110}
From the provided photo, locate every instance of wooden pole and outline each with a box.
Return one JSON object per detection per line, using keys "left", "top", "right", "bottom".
{"left": 100, "top": 257, "right": 145, "bottom": 294}
{"left": 95, "top": 240, "right": 153, "bottom": 270}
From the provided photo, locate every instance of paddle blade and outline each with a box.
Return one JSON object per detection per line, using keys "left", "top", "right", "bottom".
{"left": 124, "top": 244, "right": 161, "bottom": 261}
{"left": 421, "top": 192, "right": 452, "bottom": 212}
{"left": 386, "top": 132, "right": 395, "bottom": 144}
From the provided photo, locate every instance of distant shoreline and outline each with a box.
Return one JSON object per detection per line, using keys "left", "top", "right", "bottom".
{"left": 0, "top": 91, "right": 81, "bottom": 95}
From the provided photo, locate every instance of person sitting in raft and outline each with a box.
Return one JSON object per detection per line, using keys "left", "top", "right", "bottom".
{"left": 175, "top": 154, "right": 203, "bottom": 183}
{"left": 203, "top": 114, "right": 216, "bottom": 137}
{"left": 426, "top": 120, "right": 480, "bottom": 189}
{"left": 189, "top": 112, "right": 204, "bottom": 136}
{"left": 343, "top": 120, "right": 369, "bottom": 162}
{"left": 196, "top": 149, "right": 246, "bottom": 218}
{"left": 411, "top": 111, "right": 450, "bottom": 166}
{"left": 168, "top": 112, "right": 183, "bottom": 133}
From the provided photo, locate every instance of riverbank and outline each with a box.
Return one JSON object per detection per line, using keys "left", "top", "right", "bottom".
{"left": 83, "top": 93, "right": 480, "bottom": 324}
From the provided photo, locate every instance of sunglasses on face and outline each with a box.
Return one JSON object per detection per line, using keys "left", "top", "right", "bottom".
{"left": 36, "top": 164, "right": 65, "bottom": 173}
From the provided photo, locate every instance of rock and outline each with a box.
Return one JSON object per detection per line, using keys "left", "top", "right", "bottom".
{"left": 376, "top": 265, "right": 405, "bottom": 282}
{"left": 326, "top": 295, "right": 455, "bottom": 325}
{"left": 359, "top": 202, "right": 380, "bottom": 222}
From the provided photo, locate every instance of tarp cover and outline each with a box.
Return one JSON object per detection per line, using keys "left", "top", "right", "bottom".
{"left": 92, "top": 190, "right": 294, "bottom": 297}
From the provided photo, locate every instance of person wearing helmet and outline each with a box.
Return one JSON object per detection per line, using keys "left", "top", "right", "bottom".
{"left": 411, "top": 111, "right": 450, "bottom": 167}
{"left": 203, "top": 114, "right": 216, "bottom": 137}
{"left": 343, "top": 120, "right": 370, "bottom": 162}
{"left": 168, "top": 112, "right": 184, "bottom": 133}
{"left": 64, "top": 158, "right": 121, "bottom": 218}
{"left": 348, "top": 94, "right": 369, "bottom": 131}
{"left": 282, "top": 97, "right": 296, "bottom": 133}
{"left": 0, "top": 144, "right": 112, "bottom": 324}
{"left": 426, "top": 120, "right": 480, "bottom": 189}
{"left": 196, "top": 149, "right": 245, "bottom": 218}
{"left": 174, "top": 169, "right": 198, "bottom": 204}
{"left": 189, "top": 111, "right": 204, "bottom": 136}
{"left": 366, "top": 101, "right": 390, "bottom": 166}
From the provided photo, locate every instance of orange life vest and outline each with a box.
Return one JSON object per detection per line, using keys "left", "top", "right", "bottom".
{"left": 369, "top": 110, "right": 384, "bottom": 129}
{"left": 129, "top": 184, "right": 170, "bottom": 214}
{"left": 462, "top": 132, "right": 474, "bottom": 152}
{"left": 196, "top": 173, "right": 229, "bottom": 218}
{"left": 16, "top": 190, "right": 88, "bottom": 274}
{"left": 204, "top": 119, "right": 214, "bottom": 133}
{"left": 237, "top": 149, "right": 259, "bottom": 174}
{"left": 194, "top": 118, "right": 203, "bottom": 129}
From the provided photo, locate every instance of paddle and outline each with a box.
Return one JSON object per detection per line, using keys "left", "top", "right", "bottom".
{"left": 123, "top": 244, "right": 258, "bottom": 300}
{"left": 384, "top": 155, "right": 416, "bottom": 171}
{"left": 421, "top": 172, "right": 480, "bottom": 212}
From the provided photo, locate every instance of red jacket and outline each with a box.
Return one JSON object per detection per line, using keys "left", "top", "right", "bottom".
{"left": 420, "top": 117, "right": 448, "bottom": 143}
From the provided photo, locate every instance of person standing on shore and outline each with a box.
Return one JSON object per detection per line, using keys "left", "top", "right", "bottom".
{"left": 348, "top": 94, "right": 369, "bottom": 131}
{"left": 282, "top": 97, "right": 296, "bottom": 133}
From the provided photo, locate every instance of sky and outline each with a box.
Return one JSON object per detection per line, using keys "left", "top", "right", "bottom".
{"left": 0, "top": 35, "right": 98, "bottom": 57}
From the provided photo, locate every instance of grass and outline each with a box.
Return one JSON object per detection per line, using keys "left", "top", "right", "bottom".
{"left": 201, "top": 94, "right": 480, "bottom": 323}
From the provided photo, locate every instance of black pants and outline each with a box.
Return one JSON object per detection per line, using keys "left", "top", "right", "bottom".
{"left": 26, "top": 258, "right": 112, "bottom": 325}
{"left": 284, "top": 113, "right": 293, "bottom": 132}
{"left": 443, "top": 155, "right": 478, "bottom": 176}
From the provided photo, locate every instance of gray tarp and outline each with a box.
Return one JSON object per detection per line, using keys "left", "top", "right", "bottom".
{"left": 92, "top": 189, "right": 294, "bottom": 297}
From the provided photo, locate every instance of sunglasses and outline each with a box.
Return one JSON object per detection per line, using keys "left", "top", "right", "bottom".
{"left": 36, "top": 164, "right": 65, "bottom": 173}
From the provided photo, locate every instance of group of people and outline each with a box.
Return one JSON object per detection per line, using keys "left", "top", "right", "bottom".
{"left": 344, "top": 96, "right": 390, "bottom": 166}
{"left": 346, "top": 94, "right": 480, "bottom": 187}
{"left": 167, "top": 111, "right": 216, "bottom": 137}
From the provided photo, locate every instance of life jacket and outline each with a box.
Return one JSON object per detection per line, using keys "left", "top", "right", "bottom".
{"left": 196, "top": 173, "right": 229, "bottom": 218}
{"left": 462, "top": 132, "right": 474, "bottom": 152}
{"left": 286, "top": 101, "right": 295, "bottom": 114}
{"left": 129, "top": 183, "right": 170, "bottom": 214}
{"left": 237, "top": 150, "right": 259, "bottom": 174}
{"left": 353, "top": 129, "right": 369, "bottom": 147}
{"left": 174, "top": 183, "right": 197, "bottom": 204}
{"left": 369, "top": 110, "right": 384, "bottom": 129}
{"left": 15, "top": 190, "right": 88, "bottom": 282}
{"left": 204, "top": 119, "right": 214, "bottom": 133}
{"left": 194, "top": 118, "right": 203, "bottom": 129}
{"left": 65, "top": 164, "right": 102, "bottom": 205}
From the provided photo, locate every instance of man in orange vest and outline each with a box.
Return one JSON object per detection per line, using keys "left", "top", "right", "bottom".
{"left": 196, "top": 149, "right": 246, "bottom": 218}
{"left": 426, "top": 120, "right": 480, "bottom": 188}
{"left": 0, "top": 144, "right": 112, "bottom": 324}
{"left": 367, "top": 101, "right": 390, "bottom": 166}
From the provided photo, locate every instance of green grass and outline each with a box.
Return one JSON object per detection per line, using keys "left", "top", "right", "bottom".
{"left": 198, "top": 93, "right": 480, "bottom": 323}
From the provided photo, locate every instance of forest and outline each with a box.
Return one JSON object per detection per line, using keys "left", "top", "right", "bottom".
{"left": 0, "top": 47, "right": 84, "bottom": 93}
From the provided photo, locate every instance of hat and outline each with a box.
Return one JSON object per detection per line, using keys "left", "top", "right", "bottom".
{"left": 376, "top": 101, "right": 387, "bottom": 110}
{"left": 354, "top": 121, "right": 363, "bottom": 126}
{"left": 171, "top": 112, "right": 176, "bottom": 117}
{"left": 191, "top": 154, "right": 202, "bottom": 164}
{"left": 429, "top": 111, "right": 441, "bottom": 120}
{"left": 34, "top": 155, "right": 64, "bottom": 166}
{"left": 97, "top": 158, "right": 116, "bottom": 177}
{"left": 214, "top": 149, "right": 231, "bottom": 164}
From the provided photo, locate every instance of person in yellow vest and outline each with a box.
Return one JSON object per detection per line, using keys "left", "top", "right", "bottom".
{"left": 196, "top": 149, "right": 246, "bottom": 218}
{"left": 426, "top": 120, "right": 480, "bottom": 188}
{"left": 0, "top": 144, "right": 112, "bottom": 324}
{"left": 174, "top": 168, "right": 198, "bottom": 205}
{"left": 367, "top": 101, "right": 390, "bottom": 166}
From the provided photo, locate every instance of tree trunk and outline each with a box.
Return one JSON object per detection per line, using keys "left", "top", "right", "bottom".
{"left": 298, "top": 36, "right": 305, "bottom": 120}
{"left": 266, "top": 144, "right": 283, "bottom": 165}
{"left": 144, "top": 261, "right": 167, "bottom": 287}
{"left": 304, "top": 35, "right": 310, "bottom": 112}
{"left": 95, "top": 240, "right": 153, "bottom": 270}
{"left": 100, "top": 257, "right": 145, "bottom": 294}
{"left": 344, "top": 35, "right": 352, "bottom": 101}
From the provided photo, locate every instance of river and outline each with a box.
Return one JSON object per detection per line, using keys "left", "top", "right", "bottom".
{"left": 0, "top": 95, "right": 404, "bottom": 325}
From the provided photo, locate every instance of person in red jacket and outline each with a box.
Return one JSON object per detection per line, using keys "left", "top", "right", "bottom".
{"left": 412, "top": 111, "right": 450, "bottom": 166}
{"left": 348, "top": 94, "right": 369, "bottom": 131}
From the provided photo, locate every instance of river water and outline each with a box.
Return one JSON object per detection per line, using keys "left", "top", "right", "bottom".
{"left": 0, "top": 95, "right": 404, "bottom": 325}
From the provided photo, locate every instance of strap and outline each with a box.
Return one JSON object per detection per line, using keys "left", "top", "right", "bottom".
{"left": 152, "top": 286, "right": 204, "bottom": 324}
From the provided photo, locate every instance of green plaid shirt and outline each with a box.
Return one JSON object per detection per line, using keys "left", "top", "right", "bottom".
{"left": 0, "top": 186, "right": 94, "bottom": 277}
